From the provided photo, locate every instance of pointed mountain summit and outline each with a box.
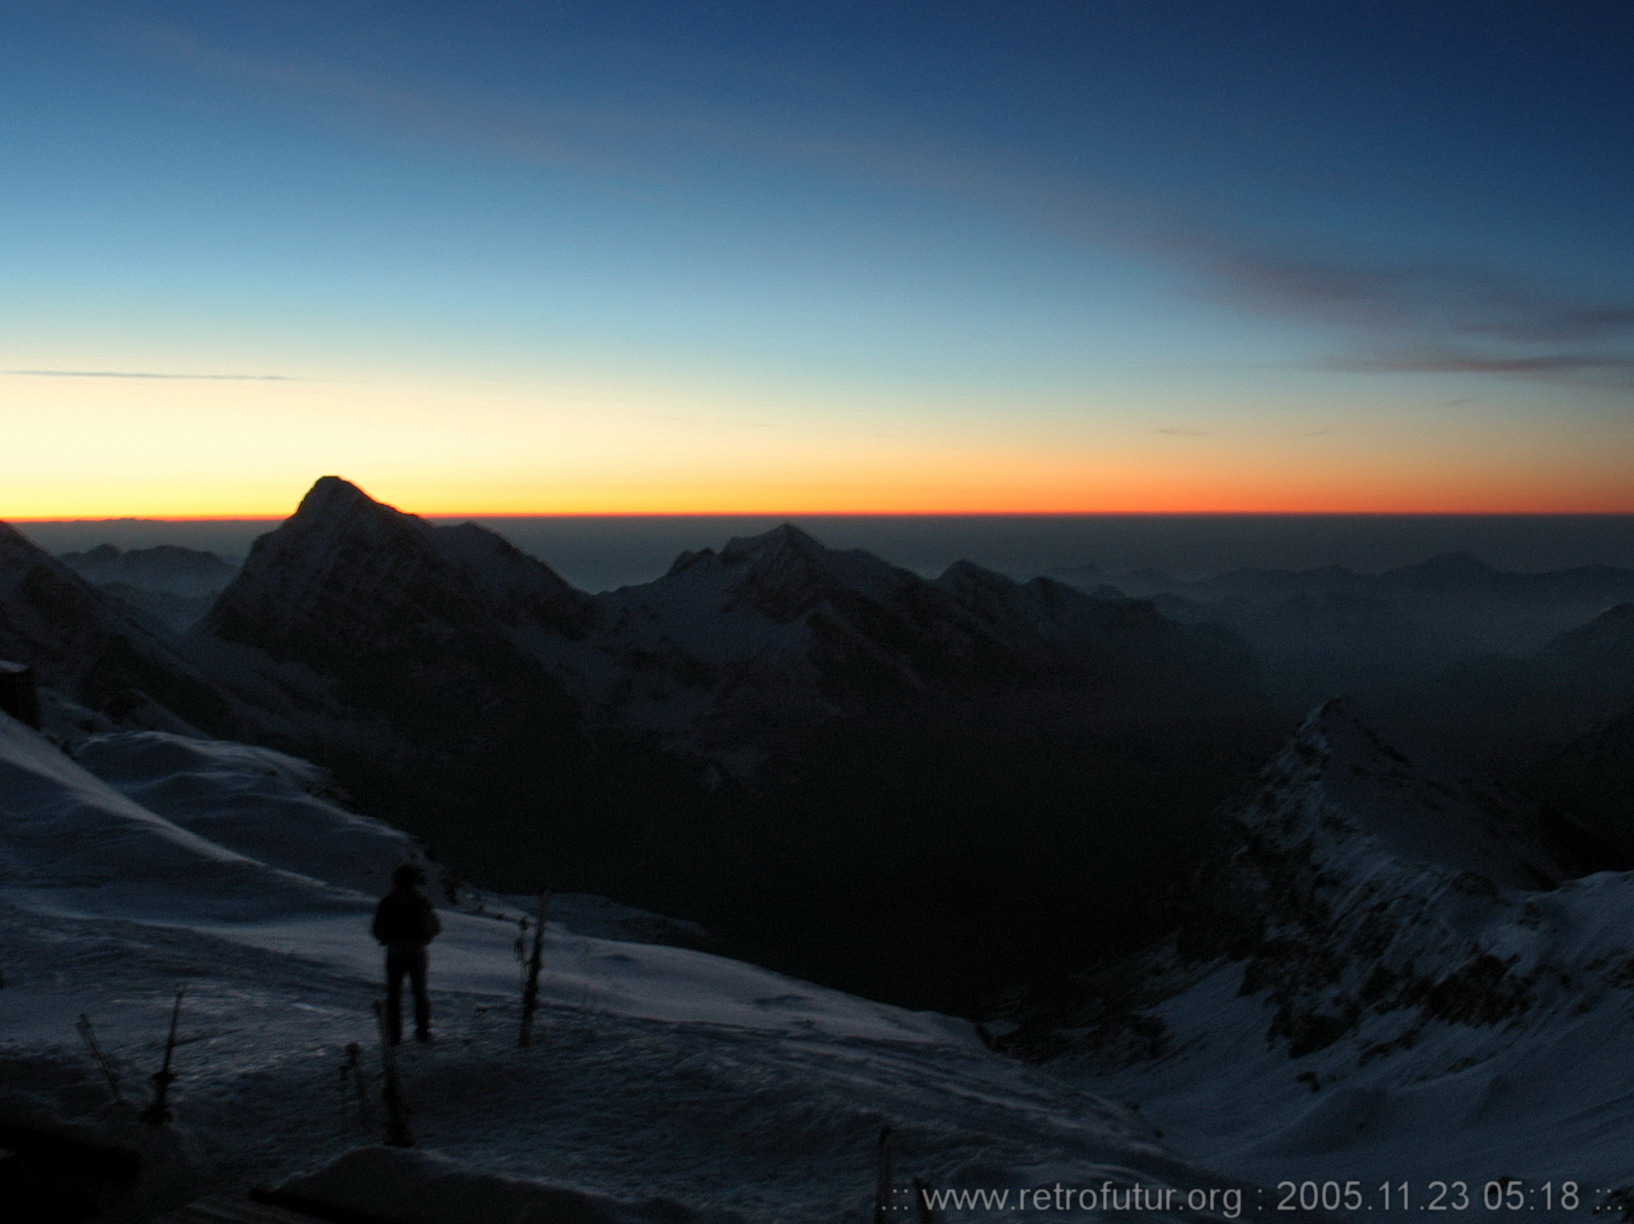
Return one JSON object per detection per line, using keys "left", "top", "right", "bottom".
{"left": 294, "top": 472, "right": 378, "bottom": 521}
{"left": 200, "top": 476, "right": 597, "bottom": 776}
{"left": 206, "top": 477, "right": 436, "bottom": 652}
{"left": 207, "top": 477, "right": 593, "bottom": 659}
{"left": 718, "top": 521, "right": 827, "bottom": 563}
{"left": 707, "top": 523, "right": 915, "bottom": 623}
{"left": 614, "top": 522, "right": 922, "bottom": 654}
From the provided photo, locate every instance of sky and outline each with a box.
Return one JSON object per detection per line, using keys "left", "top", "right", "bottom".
{"left": 4, "top": 0, "right": 1634, "bottom": 518}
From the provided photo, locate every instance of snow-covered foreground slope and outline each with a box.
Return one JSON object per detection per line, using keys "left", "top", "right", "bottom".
{"left": 0, "top": 713, "right": 1300, "bottom": 1222}
{"left": 1012, "top": 702, "right": 1634, "bottom": 1220}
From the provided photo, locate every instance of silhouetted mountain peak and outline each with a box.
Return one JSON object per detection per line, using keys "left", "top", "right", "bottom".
{"left": 648, "top": 522, "right": 915, "bottom": 624}
{"left": 719, "top": 522, "right": 827, "bottom": 564}
{"left": 206, "top": 481, "right": 433, "bottom": 647}
{"left": 289, "top": 475, "right": 409, "bottom": 530}
{"left": 936, "top": 559, "right": 1015, "bottom": 591}
{"left": 210, "top": 476, "right": 596, "bottom": 649}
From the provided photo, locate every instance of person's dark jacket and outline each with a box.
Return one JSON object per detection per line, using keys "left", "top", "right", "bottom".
{"left": 372, "top": 888, "right": 442, "bottom": 950}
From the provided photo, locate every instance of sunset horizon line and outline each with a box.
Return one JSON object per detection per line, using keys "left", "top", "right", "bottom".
{"left": 11, "top": 507, "right": 1634, "bottom": 525}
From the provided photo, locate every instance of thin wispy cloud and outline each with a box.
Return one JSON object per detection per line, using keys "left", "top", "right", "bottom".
{"left": 8, "top": 370, "right": 292, "bottom": 381}
{"left": 1322, "top": 349, "right": 1634, "bottom": 386}
{"left": 137, "top": 22, "right": 666, "bottom": 180}
{"left": 1154, "top": 427, "right": 1212, "bottom": 436}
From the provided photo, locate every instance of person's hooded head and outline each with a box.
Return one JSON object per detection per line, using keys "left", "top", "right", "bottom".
{"left": 392, "top": 864, "right": 426, "bottom": 891}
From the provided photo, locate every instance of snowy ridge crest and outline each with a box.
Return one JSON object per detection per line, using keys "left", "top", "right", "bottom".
{"left": 1244, "top": 697, "right": 1563, "bottom": 892}
{"left": 1010, "top": 701, "right": 1634, "bottom": 1122}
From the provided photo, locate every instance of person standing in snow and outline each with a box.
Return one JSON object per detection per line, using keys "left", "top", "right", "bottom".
{"left": 372, "top": 865, "right": 442, "bottom": 1044}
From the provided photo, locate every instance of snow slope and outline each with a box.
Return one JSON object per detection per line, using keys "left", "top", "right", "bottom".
{"left": 0, "top": 713, "right": 1297, "bottom": 1222}
{"left": 1013, "top": 702, "right": 1634, "bottom": 1220}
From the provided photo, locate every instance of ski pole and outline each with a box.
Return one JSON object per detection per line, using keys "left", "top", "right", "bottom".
{"left": 75, "top": 1014, "right": 123, "bottom": 1104}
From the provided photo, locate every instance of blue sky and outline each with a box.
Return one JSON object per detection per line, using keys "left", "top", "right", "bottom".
{"left": 5, "top": 1, "right": 1633, "bottom": 515}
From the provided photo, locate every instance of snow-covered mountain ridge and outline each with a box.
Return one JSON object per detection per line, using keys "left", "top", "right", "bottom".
{"left": 200, "top": 477, "right": 1259, "bottom": 769}
{"left": 1003, "top": 701, "right": 1634, "bottom": 1215}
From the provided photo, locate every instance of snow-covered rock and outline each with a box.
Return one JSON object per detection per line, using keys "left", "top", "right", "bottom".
{"left": 1005, "top": 700, "right": 1634, "bottom": 1214}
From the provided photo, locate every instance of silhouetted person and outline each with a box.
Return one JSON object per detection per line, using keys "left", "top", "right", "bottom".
{"left": 372, "top": 865, "right": 441, "bottom": 1044}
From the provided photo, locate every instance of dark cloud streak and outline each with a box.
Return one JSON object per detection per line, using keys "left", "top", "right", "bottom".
{"left": 1330, "top": 351, "right": 1634, "bottom": 376}
{"left": 1197, "top": 251, "right": 1634, "bottom": 345}
{"left": 138, "top": 20, "right": 1634, "bottom": 396}
{"left": 1170, "top": 243, "right": 1634, "bottom": 391}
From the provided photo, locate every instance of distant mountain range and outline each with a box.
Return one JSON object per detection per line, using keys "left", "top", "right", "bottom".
{"left": 58, "top": 541, "right": 239, "bottom": 596}
{"left": 56, "top": 542, "right": 240, "bottom": 631}
{"left": 1050, "top": 552, "right": 1634, "bottom": 708}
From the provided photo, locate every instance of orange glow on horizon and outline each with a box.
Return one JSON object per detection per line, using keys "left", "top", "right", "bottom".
{"left": 8, "top": 485, "right": 1634, "bottom": 521}
{"left": 10, "top": 360, "right": 1634, "bottom": 521}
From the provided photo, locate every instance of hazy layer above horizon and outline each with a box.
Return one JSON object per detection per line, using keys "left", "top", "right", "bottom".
{"left": 16, "top": 514, "right": 1634, "bottom": 593}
